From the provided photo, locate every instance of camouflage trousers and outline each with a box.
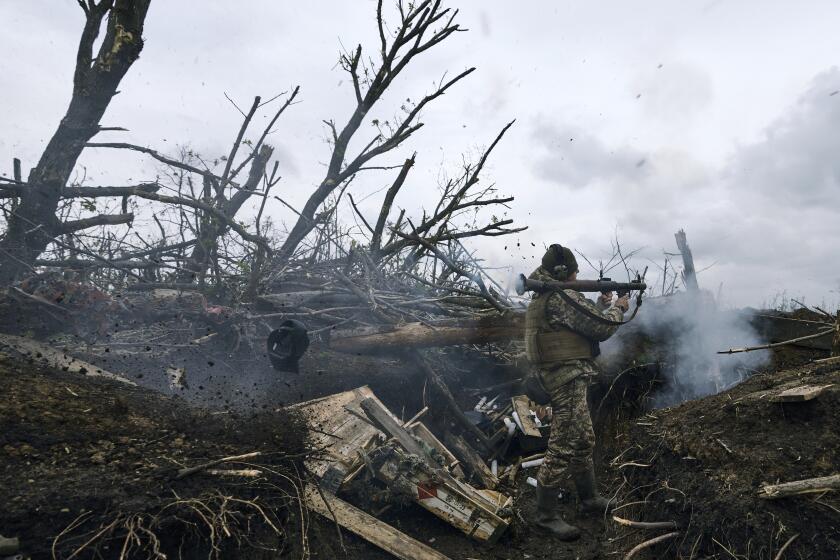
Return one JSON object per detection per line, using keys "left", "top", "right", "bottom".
{"left": 536, "top": 364, "right": 596, "bottom": 489}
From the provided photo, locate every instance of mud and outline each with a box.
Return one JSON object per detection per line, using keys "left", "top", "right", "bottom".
{"left": 0, "top": 352, "right": 307, "bottom": 559}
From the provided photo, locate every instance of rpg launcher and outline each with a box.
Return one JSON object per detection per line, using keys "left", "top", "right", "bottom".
{"left": 514, "top": 274, "right": 647, "bottom": 296}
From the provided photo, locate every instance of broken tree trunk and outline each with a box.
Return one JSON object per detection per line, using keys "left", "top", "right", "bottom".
{"left": 674, "top": 229, "right": 699, "bottom": 291}
{"left": 833, "top": 312, "right": 840, "bottom": 357}
{"left": 329, "top": 313, "right": 523, "bottom": 353}
{"left": 758, "top": 474, "right": 840, "bottom": 499}
{"left": 0, "top": 0, "right": 152, "bottom": 285}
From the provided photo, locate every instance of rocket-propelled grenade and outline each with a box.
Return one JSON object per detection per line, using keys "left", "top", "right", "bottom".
{"left": 515, "top": 273, "right": 647, "bottom": 297}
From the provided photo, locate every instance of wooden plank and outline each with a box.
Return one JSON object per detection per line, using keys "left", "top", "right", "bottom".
{"left": 758, "top": 474, "right": 840, "bottom": 499}
{"left": 511, "top": 395, "right": 541, "bottom": 437}
{"left": 374, "top": 450, "right": 510, "bottom": 543}
{"left": 409, "top": 423, "right": 466, "bottom": 479}
{"left": 443, "top": 432, "right": 498, "bottom": 489}
{"left": 303, "top": 485, "right": 452, "bottom": 560}
{"left": 772, "top": 384, "right": 833, "bottom": 402}
{"left": 360, "top": 397, "right": 436, "bottom": 467}
{"left": 290, "top": 387, "right": 389, "bottom": 480}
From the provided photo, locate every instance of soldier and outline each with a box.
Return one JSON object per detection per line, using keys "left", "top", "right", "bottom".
{"left": 525, "top": 244, "right": 629, "bottom": 540}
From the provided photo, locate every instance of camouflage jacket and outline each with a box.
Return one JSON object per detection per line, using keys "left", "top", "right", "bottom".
{"left": 528, "top": 266, "right": 625, "bottom": 390}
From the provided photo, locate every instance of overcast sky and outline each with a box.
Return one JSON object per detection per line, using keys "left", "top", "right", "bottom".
{"left": 2, "top": 1, "right": 840, "bottom": 308}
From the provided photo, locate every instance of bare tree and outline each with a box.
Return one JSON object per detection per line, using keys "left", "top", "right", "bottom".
{"left": 274, "top": 0, "right": 472, "bottom": 264}
{"left": 0, "top": 0, "right": 152, "bottom": 285}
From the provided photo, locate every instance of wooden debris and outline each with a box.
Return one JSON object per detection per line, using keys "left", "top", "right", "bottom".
{"left": 410, "top": 423, "right": 465, "bottom": 479}
{"left": 771, "top": 384, "right": 833, "bottom": 402}
{"left": 443, "top": 432, "right": 498, "bottom": 489}
{"left": 413, "top": 351, "right": 491, "bottom": 449}
{"left": 373, "top": 445, "right": 511, "bottom": 543}
{"left": 360, "top": 397, "right": 437, "bottom": 468}
{"left": 297, "top": 386, "right": 512, "bottom": 543}
{"left": 329, "top": 314, "right": 522, "bottom": 353}
{"left": 176, "top": 451, "right": 261, "bottom": 479}
{"left": 813, "top": 355, "right": 840, "bottom": 364}
{"left": 303, "top": 484, "right": 452, "bottom": 560}
{"left": 290, "top": 386, "right": 389, "bottom": 486}
{"left": 511, "top": 395, "right": 542, "bottom": 438}
{"left": 204, "top": 468, "right": 262, "bottom": 477}
{"left": 758, "top": 474, "right": 840, "bottom": 499}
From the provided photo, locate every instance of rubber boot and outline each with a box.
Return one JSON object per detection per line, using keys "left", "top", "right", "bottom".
{"left": 574, "top": 465, "right": 612, "bottom": 515}
{"left": 535, "top": 483, "right": 581, "bottom": 541}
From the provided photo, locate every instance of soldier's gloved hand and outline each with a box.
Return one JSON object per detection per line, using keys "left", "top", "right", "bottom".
{"left": 615, "top": 295, "right": 630, "bottom": 313}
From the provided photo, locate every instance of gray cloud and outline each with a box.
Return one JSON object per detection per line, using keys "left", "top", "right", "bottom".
{"left": 727, "top": 67, "right": 840, "bottom": 207}
{"left": 631, "top": 61, "right": 714, "bottom": 124}
{"left": 530, "top": 122, "right": 648, "bottom": 188}
{"left": 521, "top": 66, "right": 840, "bottom": 309}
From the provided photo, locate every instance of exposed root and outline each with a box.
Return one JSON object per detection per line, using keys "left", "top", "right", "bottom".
{"left": 624, "top": 531, "right": 680, "bottom": 560}
{"left": 612, "top": 515, "right": 678, "bottom": 530}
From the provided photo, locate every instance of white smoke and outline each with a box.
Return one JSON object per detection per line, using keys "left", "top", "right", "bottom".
{"left": 600, "top": 290, "right": 770, "bottom": 408}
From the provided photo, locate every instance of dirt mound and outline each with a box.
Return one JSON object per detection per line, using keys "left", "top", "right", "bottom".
{"left": 0, "top": 352, "right": 308, "bottom": 559}
{"left": 603, "top": 360, "right": 840, "bottom": 559}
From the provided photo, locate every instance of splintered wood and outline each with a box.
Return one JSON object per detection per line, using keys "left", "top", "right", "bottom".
{"left": 511, "top": 395, "right": 542, "bottom": 438}
{"left": 294, "top": 385, "right": 512, "bottom": 554}
{"left": 289, "top": 386, "right": 389, "bottom": 488}
{"left": 771, "top": 384, "right": 833, "bottom": 402}
{"left": 759, "top": 474, "right": 840, "bottom": 499}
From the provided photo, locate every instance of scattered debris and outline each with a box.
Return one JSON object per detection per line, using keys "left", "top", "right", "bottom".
{"left": 296, "top": 387, "right": 512, "bottom": 548}
{"left": 758, "top": 474, "right": 840, "bottom": 499}
{"left": 303, "top": 484, "right": 452, "bottom": 560}
{"left": 771, "top": 384, "right": 833, "bottom": 402}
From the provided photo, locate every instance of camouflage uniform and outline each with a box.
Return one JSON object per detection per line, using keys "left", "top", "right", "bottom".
{"left": 525, "top": 266, "right": 625, "bottom": 489}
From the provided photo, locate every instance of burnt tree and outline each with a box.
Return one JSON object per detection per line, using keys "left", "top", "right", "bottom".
{"left": 0, "top": 0, "right": 152, "bottom": 285}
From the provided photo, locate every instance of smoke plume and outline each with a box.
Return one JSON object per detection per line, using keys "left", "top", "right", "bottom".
{"left": 600, "top": 290, "right": 770, "bottom": 408}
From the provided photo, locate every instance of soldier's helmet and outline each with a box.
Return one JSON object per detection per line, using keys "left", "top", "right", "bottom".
{"left": 542, "top": 244, "right": 578, "bottom": 280}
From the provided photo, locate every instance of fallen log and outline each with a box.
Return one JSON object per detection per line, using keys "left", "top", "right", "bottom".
{"left": 330, "top": 313, "right": 523, "bottom": 353}
{"left": 758, "top": 474, "right": 840, "bottom": 499}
